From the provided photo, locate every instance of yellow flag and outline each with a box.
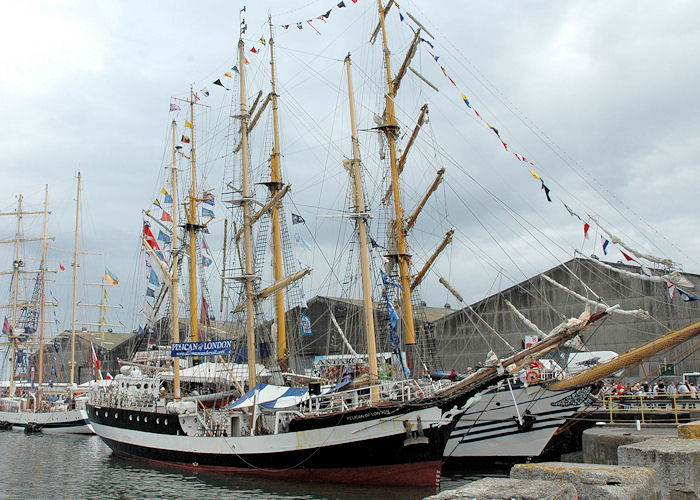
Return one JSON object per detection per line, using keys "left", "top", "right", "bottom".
{"left": 185, "top": 120, "right": 193, "bottom": 129}
{"left": 224, "top": 71, "right": 232, "bottom": 78}
{"left": 259, "top": 36, "right": 266, "bottom": 45}
{"left": 528, "top": 169, "right": 540, "bottom": 180}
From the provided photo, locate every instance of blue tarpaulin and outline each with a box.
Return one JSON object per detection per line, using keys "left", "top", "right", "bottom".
{"left": 228, "top": 383, "right": 309, "bottom": 410}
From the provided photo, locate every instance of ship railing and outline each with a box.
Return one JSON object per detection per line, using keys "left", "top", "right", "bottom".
{"left": 602, "top": 393, "right": 699, "bottom": 424}
{"left": 89, "top": 390, "right": 160, "bottom": 410}
{"left": 300, "top": 378, "right": 430, "bottom": 416}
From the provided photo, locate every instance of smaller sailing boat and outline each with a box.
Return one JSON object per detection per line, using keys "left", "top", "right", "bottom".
{"left": 0, "top": 178, "right": 93, "bottom": 434}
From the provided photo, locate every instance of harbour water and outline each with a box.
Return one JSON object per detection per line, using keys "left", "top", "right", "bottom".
{"left": 0, "top": 432, "right": 493, "bottom": 499}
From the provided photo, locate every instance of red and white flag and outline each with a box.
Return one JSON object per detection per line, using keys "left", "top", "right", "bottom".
{"left": 665, "top": 280, "right": 676, "bottom": 299}
{"left": 90, "top": 342, "right": 101, "bottom": 371}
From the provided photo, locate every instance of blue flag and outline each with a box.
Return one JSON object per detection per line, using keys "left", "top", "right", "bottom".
{"left": 202, "top": 207, "right": 215, "bottom": 218}
{"left": 678, "top": 288, "right": 700, "bottom": 302}
{"left": 601, "top": 236, "right": 610, "bottom": 255}
{"left": 294, "top": 232, "right": 312, "bottom": 250}
{"left": 385, "top": 294, "right": 399, "bottom": 330}
{"left": 381, "top": 270, "right": 403, "bottom": 290}
{"left": 157, "top": 230, "right": 172, "bottom": 245}
{"left": 300, "top": 313, "right": 313, "bottom": 336}
{"left": 146, "top": 287, "right": 156, "bottom": 298}
{"left": 149, "top": 270, "right": 160, "bottom": 287}
{"left": 291, "top": 213, "right": 305, "bottom": 224}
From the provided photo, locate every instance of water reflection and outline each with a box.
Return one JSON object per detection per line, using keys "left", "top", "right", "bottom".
{"left": 0, "top": 432, "right": 484, "bottom": 499}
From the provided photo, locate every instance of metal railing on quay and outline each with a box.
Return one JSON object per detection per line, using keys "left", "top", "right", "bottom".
{"left": 601, "top": 393, "right": 699, "bottom": 424}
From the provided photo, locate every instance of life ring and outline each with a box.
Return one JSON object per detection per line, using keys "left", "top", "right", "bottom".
{"left": 525, "top": 370, "right": 540, "bottom": 383}
{"left": 412, "top": 381, "right": 425, "bottom": 398}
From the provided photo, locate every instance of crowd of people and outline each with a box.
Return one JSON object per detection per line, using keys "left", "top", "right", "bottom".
{"left": 606, "top": 380, "right": 698, "bottom": 397}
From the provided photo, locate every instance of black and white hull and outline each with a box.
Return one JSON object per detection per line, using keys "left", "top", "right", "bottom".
{"left": 87, "top": 376, "right": 494, "bottom": 487}
{"left": 0, "top": 408, "right": 93, "bottom": 434}
{"left": 445, "top": 385, "right": 590, "bottom": 458}
{"left": 88, "top": 402, "right": 453, "bottom": 486}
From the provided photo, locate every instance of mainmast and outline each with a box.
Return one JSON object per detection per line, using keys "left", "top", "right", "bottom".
{"left": 36, "top": 185, "right": 49, "bottom": 405}
{"left": 345, "top": 55, "right": 379, "bottom": 402}
{"left": 170, "top": 119, "right": 182, "bottom": 400}
{"left": 376, "top": 0, "right": 417, "bottom": 363}
{"left": 238, "top": 37, "right": 257, "bottom": 389}
{"left": 267, "top": 16, "right": 287, "bottom": 367}
{"left": 69, "top": 172, "right": 81, "bottom": 388}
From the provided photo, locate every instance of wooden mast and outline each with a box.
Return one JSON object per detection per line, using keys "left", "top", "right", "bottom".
{"left": 549, "top": 320, "right": 700, "bottom": 390}
{"left": 268, "top": 17, "right": 287, "bottom": 366}
{"left": 69, "top": 172, "right": 81, "bottom": 388}
{"left": 36, "top": 185, "right": 49, "bottom": 404}
{"left": 8, "top": 196, "right": 22, "bottom": 395}
{"left": 376, "top": 0, "right": 417, "bottom": 361}
{"left": 170, "top": 119, "right": 182, "bottom": 400}
{"left": 345, "top": 55, "right": 379, "bottom": 402}
{"left": 238, "top": 37, "right": 257, "bottom": 389}
{"left": 186, "top": 87, "right": 199, "bottom": 345}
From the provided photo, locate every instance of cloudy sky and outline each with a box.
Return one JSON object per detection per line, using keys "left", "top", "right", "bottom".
{"left": 1, "top": 0, "right": 699, "bottom": 342}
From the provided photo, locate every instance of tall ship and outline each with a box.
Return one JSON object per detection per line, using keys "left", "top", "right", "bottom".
{"left": 87, "top": 1, "right": 699, "bottom": 485}
{"left": 0, "top": 179, "right": 93, "bottom": 434}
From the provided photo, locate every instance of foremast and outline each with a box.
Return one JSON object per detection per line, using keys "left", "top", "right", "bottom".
{"left": 345, "top": 55, "right": 380, "bottom": 402}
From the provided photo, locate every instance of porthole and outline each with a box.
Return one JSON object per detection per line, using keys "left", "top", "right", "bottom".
{"left": 156, "top": 418, "right": 160, "bottom": 424}
{"left": 164, "top": 419, "right": 168, "bottom": 426}
{"left": 144, "top": 384, "right": 149, "bottom": 389}
{"left": 144, "top": 416, "right": 148, "bottom": 423}
{"left": 129, "top": 415, "right": 133, "bottom": 421}
{"left": 137, "top": 416, "right": 140, "bottom": 422}
{"left": 114, "top": 412, "right": 118, "bottom": 419}
{"left": 105, "top": 412, "right": 109, "bottom": 418}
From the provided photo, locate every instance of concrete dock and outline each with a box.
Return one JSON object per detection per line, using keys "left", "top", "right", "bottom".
{"left": 430, "top": 421, "right": 699, "bottom": 499}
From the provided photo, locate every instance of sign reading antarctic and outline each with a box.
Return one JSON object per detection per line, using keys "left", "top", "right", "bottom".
{"left": 171, "top": 340, "right": 232, "bottom": 358}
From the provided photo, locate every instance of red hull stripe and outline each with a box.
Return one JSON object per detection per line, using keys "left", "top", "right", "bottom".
{"left": 131, "top": 453, "right": 443, "bottom": 487}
